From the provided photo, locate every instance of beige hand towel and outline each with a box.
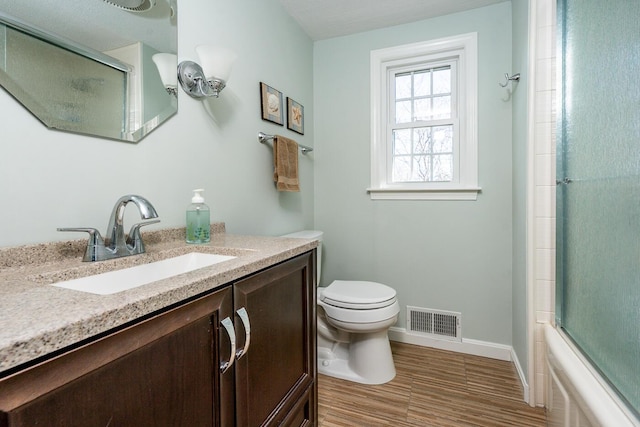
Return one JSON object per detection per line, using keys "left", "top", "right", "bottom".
{"left": 273, "top": 135, "right": 300, "bottom": 192}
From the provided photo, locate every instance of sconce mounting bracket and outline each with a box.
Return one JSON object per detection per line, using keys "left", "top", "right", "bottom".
{"left": 177, "top": 60, "right": 225, "bottom": 98}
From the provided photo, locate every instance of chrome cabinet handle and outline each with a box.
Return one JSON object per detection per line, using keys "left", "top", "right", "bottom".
{"left": 235, "top": 307, "right": 251, "bottom": 359}
{"left": 219, "top": 316, "right": 237, "bottom": 374}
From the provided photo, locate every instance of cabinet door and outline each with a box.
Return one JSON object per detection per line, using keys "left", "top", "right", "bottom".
{"left": 279, "top": 384, "right": 316, "bottom": 427}
{"left": 233, "top": 250, "right": 317, "bottom": 427}
{"left": 0, "top": 286, "right": 234, "bottom": 427}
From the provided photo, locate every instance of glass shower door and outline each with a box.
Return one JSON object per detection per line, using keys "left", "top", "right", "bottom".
{"left": 556, "top": 0, "right": 640, "bottom": 416}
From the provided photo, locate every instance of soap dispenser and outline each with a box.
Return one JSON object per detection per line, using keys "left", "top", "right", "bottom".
{"left": 186, "top": 189, "right": 211, "bottom": 244}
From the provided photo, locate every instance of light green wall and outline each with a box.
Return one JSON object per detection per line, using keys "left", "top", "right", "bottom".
{"left": 0, "top": 0, "right": 314, "bottom": 247}
{"left": 313, "top": 3, "right": 515, "bottom": 344}
{"left": 511, "top": 0, "right": 530, "bottom": 379}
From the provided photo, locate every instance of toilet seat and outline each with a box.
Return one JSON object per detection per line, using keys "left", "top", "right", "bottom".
{"left": 319, "top": 299, "right": 400, "bottom": 324}
{"left": 321, "top": 280, "right": 397, "bottom": 309}
{"left": 318, "top": 280, "right": 400, "bottom": 325}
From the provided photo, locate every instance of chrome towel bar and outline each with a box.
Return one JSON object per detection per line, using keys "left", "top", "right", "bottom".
{"left": 258, "top": 132, "right": 313, "bottom": 154}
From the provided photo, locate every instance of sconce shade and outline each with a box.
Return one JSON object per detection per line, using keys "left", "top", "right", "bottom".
{"left": 195, "top": 45, "right": 237, "bottom": 82}
{"left": 177, "top": 46, "right": 236, "bottom": 98}
{"left": 152, "top": 53, "right": 178, "bottom": 90}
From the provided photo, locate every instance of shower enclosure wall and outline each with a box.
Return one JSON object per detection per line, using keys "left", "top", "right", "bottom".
{"left": 548, "top": 0, "right": 640, "bottom": 425}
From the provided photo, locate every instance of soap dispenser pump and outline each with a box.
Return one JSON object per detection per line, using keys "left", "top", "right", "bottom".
{"left": 186, "top": 189, "right": 210, "bottom": 244}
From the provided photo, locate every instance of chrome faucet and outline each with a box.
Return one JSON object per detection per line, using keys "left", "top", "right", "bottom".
{"left": 58, "top": 195, "right": 160, "bottom": 262}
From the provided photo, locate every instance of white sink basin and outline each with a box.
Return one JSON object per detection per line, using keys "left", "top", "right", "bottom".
{"left": 51, "top": 252, "right": 236, "bottom": 295}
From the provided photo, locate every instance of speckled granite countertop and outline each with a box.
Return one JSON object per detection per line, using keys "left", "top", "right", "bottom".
{"left": 0, "top": 223, "right": 317, "bottom": 375}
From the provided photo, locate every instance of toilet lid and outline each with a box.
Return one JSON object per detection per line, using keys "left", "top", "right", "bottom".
{"left": 321, "top": 280, "right": 397, "bottom": 309}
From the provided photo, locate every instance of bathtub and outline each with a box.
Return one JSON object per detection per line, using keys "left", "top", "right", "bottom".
{"left": 544, "top": 324, "right": 639, "bottom": 427}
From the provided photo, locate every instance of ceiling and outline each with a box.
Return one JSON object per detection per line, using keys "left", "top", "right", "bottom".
{"left": 278, "top": 0, "right": 509, "bottom": 40}
{"left": 0, "top": 1, "right": 509, "bottom": 50}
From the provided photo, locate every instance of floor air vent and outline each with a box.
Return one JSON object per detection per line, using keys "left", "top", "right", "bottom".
{"left": 407, "top": 306, "right": 461, "bottom": 341}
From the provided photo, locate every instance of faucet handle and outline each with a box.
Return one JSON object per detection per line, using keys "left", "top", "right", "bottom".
{"left": 127, "top": 220, "right": 161, "bottom": 252}
{"left": 57, "top": 228, "right": 105, "bottom": 262}
{"left": 57, "top": 227, "right": 103, "bottom": 241}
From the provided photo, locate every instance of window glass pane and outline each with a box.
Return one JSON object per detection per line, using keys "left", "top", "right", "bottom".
{"left": 391, "top": 125, "right": 454, "bottom": 183}
{"left": 395, "top": 72, "right": 412, "bottom": 99}
{"left": 393, "top": 129, "right": 412, "bottom": 154}
{"left": 413, "top": 127, "right": 431, "bottom": 154}
{"left": 432, "top": 96, "right": 451, "bottom": 119}
{"left": 432, "top": 154, "right": 453, "bottom": 181}
{"left": 392, "top": 156, "right": 411, "bottom": 182}
{"left": 414, "top": 98, "right": 432, "bottom": 121}
{"left": 432, "top": 125, "right": 453, "bottom": 153}
{"left": 395, "top": 100, "right": 412, "bottom": 123}
{"left": 414, "top": 70, "right": 430, "bottom": 97}
{"left": 412, "top": 156, "right": 431, "bottom": 181}
{"left": 433, "top": 67, "right": 451, "bottom": 94}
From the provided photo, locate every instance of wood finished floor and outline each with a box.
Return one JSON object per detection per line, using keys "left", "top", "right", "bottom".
{"left": 317, "top": 342, "right": 547, "bottom": 426}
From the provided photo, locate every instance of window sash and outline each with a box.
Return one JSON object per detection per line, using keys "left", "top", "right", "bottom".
{"left": 392, "top": 61, "right": 457, "bottom": 124}
{"left": 387, "top": 60, "right": 459, "bottom": 185}
{"left": 389, "top": 123, "right": 459, "bottom": 184}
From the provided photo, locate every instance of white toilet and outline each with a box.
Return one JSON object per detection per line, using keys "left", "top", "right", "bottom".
{"left": 282, "top": 230, "right": 400, "bottom": 385}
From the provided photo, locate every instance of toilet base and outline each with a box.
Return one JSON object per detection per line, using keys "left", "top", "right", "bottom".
{"left": 318, "top": 330, "right": 396, "bottom": 385}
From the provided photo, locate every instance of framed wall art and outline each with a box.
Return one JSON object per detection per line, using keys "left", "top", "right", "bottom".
{"left": 286, "top": 97, "right": 304, "bottom": 135}
{"left": 260, "top": 82, "right": 284, "bottom": 125}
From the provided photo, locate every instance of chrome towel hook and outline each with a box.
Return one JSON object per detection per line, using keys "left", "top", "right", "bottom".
{"left": 499, "top": 73, "right": 520, "bottom": 87}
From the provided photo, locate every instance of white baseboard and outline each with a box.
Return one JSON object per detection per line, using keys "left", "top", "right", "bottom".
{"left": 511, "top": 346, "right": 530, "bottom": 403}
{"left": 388, "top": 327, "right": 513, "bottom": 362}
{"left": 389, "top": 327, "right": 531, "bottom": 401}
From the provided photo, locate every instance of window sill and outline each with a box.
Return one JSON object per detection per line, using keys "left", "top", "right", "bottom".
{"left": 367, "top": 186, "right": 481, "bottom": 200}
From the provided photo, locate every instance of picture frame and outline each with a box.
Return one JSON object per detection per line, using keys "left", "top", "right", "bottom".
{"left": 260, "top": 82, "right": 284, "bottom": 125}
{"left": 286, "top": 97, "right": 304, "bottom": 135}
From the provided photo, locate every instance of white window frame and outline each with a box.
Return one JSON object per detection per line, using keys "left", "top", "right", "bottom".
{"left": 368, "top": 33, "right": 480, "bottom": 200}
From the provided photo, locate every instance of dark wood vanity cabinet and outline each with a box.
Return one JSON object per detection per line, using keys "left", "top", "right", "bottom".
{"left": 0, "top": 250, "right": 316, "bottom": 427}
{"left": 0, "top": 285, "right": 234, "bottom": 427}
{"left": 234, "top": 251, "right": 317, "bottom": 426}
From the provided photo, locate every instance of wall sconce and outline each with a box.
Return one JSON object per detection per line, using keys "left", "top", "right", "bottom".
{"left": 177, "top": 45, "right": 237, "bottom": 98}
{"left": 152, "top": 53, "right": 178, "bottom": 96}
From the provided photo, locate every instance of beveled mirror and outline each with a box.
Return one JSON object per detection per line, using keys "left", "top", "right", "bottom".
{"left": 0, "top": 0, "right": 177, "bottom": 142}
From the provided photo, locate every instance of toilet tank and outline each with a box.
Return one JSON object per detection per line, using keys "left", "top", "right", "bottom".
{"left": 281, "top": 230, "right": 323, "bottom": 285}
